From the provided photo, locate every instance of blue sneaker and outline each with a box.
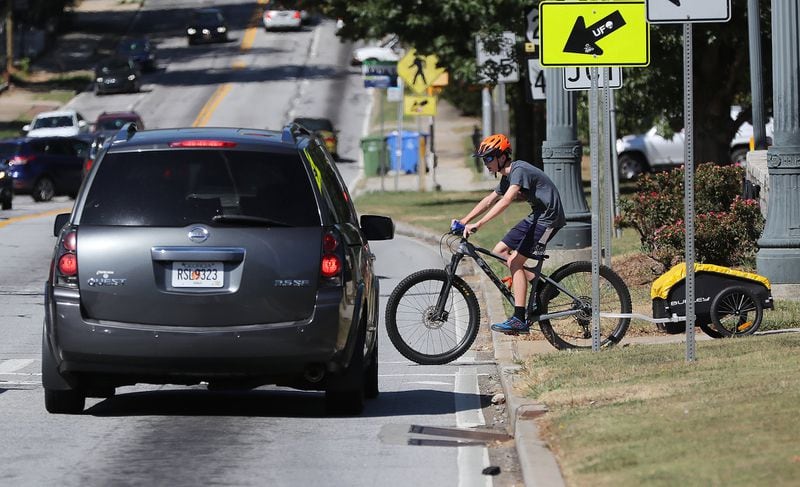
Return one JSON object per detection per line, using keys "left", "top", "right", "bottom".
{"left": 491, "top": 316, "right": 530, "bottom": 335}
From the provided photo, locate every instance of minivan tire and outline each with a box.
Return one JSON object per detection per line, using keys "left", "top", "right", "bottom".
{"left": 364, "top": 338, "right": 379, "bottom": 399}
{"left": 325, "top": 325, "right": 367, "bottom": 415}
{"left": 44, "top": 388, "right": 86, "bottom": 414}
{"left": 1, "top": 196, "right": 10, "bottom": 210}
{"left": 32, "top": 177, "right": 55, "bottom": 202}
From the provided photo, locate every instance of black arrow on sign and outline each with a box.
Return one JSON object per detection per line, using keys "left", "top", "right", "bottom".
{"left": 667, "top": 0, "right": 681, "bottom": 6}
{"left": 564, "top": 10, "right": 626, "bottom": 56}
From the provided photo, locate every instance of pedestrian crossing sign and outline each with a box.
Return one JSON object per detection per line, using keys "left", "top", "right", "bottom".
{"left": 397, "top": 49, "right": 446, "bottom": 94}
{"left": 404, "top": 95, "right": 437, "bottom": 116}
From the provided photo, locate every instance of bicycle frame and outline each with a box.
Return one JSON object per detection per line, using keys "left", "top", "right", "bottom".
{"left": 433, "top": 236, "right": 586, "bottom": 324}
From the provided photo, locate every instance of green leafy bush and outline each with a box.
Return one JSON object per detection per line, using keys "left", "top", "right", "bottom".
{"left": 616, "top": 163, "right": 764, "bottom": 268}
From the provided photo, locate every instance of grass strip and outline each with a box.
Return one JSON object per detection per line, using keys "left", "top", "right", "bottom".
{"left": 522, "top": 334, "right": 800, "bottom": 486}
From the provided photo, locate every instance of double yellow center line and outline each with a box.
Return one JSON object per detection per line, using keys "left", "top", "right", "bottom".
{"left": 191, "top": 0, "right": 267, "bottom": 127}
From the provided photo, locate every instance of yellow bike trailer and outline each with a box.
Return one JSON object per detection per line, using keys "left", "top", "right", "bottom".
{"left": 651, "top": 263, "right": 773, "bottom": 338}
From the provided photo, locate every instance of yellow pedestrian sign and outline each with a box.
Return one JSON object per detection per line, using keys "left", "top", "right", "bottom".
{"left": 539, "top": 1, "right": 649, "bottom": 67}
{"left": 397, "top": 49, "right": 446, "bottom": 94}
{"left": 404, "top": 95, "right": 437, "bottom": 116}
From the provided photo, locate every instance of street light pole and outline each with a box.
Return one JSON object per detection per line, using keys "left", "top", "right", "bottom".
{"left": 541, "top": 68, "right": 591, "bottom": 251}
{"left": 756, "top": 0, "right": 800, "bottom": 290}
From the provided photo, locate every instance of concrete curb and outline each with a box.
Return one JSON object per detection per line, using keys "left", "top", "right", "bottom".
{"left": 388, "top": 222, "right": 565, "bottom": 487}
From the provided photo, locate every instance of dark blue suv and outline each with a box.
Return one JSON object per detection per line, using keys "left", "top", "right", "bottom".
{"left": 1, "top": 136, "right": 91, "bottom": 201}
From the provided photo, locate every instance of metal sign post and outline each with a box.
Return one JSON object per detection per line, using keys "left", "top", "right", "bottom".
{"left": 602, "top": 68, "right": 614, "bottom": 266}
{"left": 589, "top": 67, "right": 602, "bottom": 352}
{"left": 395, "top": 78, "right": 404, "bottom": 191}
{"left": 683, "top": 23, "right": 697, "bottom": 362}
{"left": 647, "top": 0, "right": 731, "bottom": 362}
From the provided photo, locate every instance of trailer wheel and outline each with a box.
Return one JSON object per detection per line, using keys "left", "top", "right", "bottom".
{"left": 710, "top": 286, "right": 763, "bottom": 337}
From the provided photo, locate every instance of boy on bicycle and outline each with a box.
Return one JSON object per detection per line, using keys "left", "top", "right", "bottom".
{"left": 456, "top": 133, "right": 566, "bottom": 334}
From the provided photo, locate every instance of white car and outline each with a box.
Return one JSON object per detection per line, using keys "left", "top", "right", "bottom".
{"left": 262, "top": 2, "right": 303, "bottom": 30}
{"left": 351, "top": 35, "right": 402, "bottom": 65}
{"left": 615, "top": 106, "right": 774, "bottom": 180}
{"left": 23, "top": 110, "right": 90, "bottom": 138}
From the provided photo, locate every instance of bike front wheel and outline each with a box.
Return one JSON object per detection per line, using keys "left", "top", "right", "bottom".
{"left": 385, "top": 269, "right": 481, "bottom": 365}
{"left": 537, "top": 262, "right": 632, "bottom": 350}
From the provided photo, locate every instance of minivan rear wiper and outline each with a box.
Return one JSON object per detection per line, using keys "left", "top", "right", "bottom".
{"left": 211, "top": 214, "right": 292, "bottom": 227}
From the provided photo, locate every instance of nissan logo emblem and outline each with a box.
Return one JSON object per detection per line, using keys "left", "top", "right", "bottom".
{"left": 188, "top": 226, "right": 209, "bottom": 243}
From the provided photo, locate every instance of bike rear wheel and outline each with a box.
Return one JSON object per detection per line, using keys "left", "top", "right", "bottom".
{"left": 385, "top": 269, "right": 481, "bottom": 365}
{"left": 537, "top": 262, "right": 632, "bottom": 350}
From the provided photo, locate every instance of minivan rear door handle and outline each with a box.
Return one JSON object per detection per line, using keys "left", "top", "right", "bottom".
{"left": 150, "top": 247, "right": 245, "bottom": 262}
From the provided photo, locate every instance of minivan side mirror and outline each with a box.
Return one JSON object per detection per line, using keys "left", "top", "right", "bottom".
{"left": 360, "top": 215, "right": 394, "bottom": 241}
{"left": 53, "top": 213, "right": 70, "bottom": 237}
{"left": 22, "top": 124, "right": 31, "bottom": 132}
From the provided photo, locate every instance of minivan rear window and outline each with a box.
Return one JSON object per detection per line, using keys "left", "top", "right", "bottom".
{"left": 80, "top": 149, "right": 321, "bottom": 227}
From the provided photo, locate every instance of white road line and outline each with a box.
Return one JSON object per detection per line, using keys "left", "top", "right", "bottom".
{"left": 455, "top": 366, "right": 492, "bottom": 487}
{"left": 0, "top": 380, "right": 41, "bottom": 386}
{"left": 0, "top": 359, "right": 35, "bottom": 373}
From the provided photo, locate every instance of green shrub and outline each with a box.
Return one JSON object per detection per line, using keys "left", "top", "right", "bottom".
{"left": 616, "top": 164, "right": 764, "bottom": 268}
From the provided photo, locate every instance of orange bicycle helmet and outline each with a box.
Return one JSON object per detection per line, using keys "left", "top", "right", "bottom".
{"left": 474, "top": 134, "right": 511, "bottom": 158}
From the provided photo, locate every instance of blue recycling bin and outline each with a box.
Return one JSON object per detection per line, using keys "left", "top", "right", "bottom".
{"left": 386, "top": 130, "right": 420, "bottom": 174}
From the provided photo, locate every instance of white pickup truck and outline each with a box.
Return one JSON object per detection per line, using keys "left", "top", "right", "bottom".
{"left": 615, "top": 107, "right": 774, "bottom": 180}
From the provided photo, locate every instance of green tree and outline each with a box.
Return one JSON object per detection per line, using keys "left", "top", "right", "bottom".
{"left": 316, "top": 0, "right": 772, "bottom": 165}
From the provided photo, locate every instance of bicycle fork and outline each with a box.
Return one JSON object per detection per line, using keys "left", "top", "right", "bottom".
{"left": 430, "top": 252, "right": 465, "bottom": 321}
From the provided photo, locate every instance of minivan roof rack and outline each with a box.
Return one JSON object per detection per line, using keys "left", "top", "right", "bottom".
{"left": 282, "top": 123, "right": 312, "bottom": 143}
{"left": 114, "top": 122, "right": 138, "bottom": 143}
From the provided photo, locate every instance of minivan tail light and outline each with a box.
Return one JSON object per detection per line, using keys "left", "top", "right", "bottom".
{"left": 321, "top": 254, "right": 342, "bottom": 278}
{"left": 58, "top": 254, "right": 78, "bottom": 276}
{"left": 293, "top": 11, "right": 301, "bottom": 19}
{"left": 63, "top": 230, "right": 77, "bottom": 251}
{"left": 169, "top": 140, "right": 237, "bottom": 148}
{"left": 320, "top": 231, "right": 343, "bottom": 283}
{"left": 53, "top": 229, "right": 79, "bottom": 287}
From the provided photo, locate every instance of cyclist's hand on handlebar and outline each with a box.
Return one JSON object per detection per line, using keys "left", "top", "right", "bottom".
{"left": 464, "top": 223, "right": 480, "bottom": 238}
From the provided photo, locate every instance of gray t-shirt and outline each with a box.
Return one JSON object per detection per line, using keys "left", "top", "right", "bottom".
{"left": 495, "top": 160, "right": 566, "bottom": 228}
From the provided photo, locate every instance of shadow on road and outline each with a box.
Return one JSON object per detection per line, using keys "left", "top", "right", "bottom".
{"left": 85, "top": 387, "right": 490, "bottom": 418}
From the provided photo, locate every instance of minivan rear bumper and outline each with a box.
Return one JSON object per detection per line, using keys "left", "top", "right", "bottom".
{"left": 45, "top": 284, "right": 351, "bottom": 384}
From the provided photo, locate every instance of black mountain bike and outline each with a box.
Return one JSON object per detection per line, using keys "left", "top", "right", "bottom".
{"left": 385, "top": 225, "right": 633, "bottom": 365}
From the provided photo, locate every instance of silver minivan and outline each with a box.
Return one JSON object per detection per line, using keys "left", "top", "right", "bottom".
{"left": 43, "top": 124, "right": 393, "bottom": 415}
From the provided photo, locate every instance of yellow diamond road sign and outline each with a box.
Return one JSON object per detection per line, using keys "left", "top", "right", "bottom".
{"left": 539, "top": 1, "right": 649, "bottom": 67}
{"left": 404, "top": 95, "right": 437, "bottom": 117}
{"left": 397, "top": 49, "right": 446, "bottom": 94}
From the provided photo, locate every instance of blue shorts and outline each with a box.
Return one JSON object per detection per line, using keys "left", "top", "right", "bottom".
{"left": 501, "top": 218, "right": 560, "bottom": 259}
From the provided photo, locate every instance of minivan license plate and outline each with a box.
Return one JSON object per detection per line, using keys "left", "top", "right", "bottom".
{"left": 172, "top": 262, "right": 223, "bottom": 288}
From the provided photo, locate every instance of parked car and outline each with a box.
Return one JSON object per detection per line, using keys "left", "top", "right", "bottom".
{"left": 262, "top": 1, "right": 303, "bottom": 30}
{"left": 615, "top": 106, "right": 775, "bottom": 180}
{"left": 115, "top": 36, "right": 157, "bottom": 72}
{"left": 94, "top": 56, "right": 142, "bottom": 95}
{"left": 1, "top": 135, "right": 91, "bottom": 201}
{"left": 351, "top": 35, "right": 402, "bottom": 65}
{"left": 292, "top": 116, "right": 338, "bottom": 158}
{"left": 186, "top": 8, "right": 229, "bottom": 45}
{"left": 23, "top": 110, "right": 89, "bottom": 138}
{"left": 0, "top": 158, "right": 13, "bottom": 210}
{"left": 43, "top": 123, "right": 394, "bottom": 415}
